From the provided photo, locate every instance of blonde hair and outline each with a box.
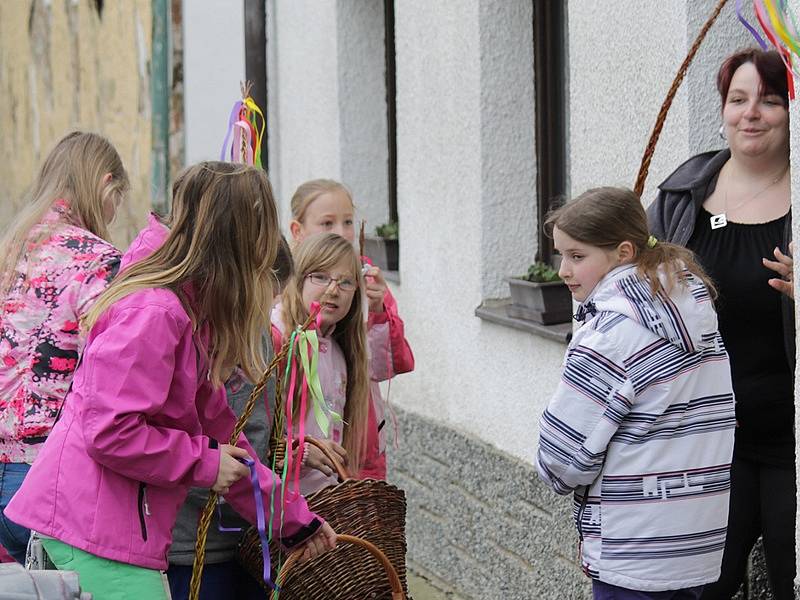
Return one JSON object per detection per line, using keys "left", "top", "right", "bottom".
{"left": 290, "top": 179, "right": 354, "bottom": 223}
{"left": 0, "top": 131, "right": 129, "bottom": 295}
{"left": 545, "top": 187, "right": 716, "bottom": 298}
{"left": 280, "top": 233, "right": 369, "bottom": 474}
{"left": 84, "top": 162, "right": 280, "bottom": 386}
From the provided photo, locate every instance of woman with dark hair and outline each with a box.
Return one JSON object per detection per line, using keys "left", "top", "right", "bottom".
{"left": 648, "top": 49, "right": 795, "bottom": 599}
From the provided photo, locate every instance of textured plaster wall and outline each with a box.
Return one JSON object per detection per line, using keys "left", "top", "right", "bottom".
{"left": 182, "top": 0, "right": 245, "bottom": 165}
{"left": 337, "top": 0, "right": 390, "bottom": 233}
{"left": 568, "top": 0, "right": 752, "bottom": 204}
{"left": 266, "top": 0, "right": 341, "bottom": 223}
{"left": 0, "top": 0, "right": 152, "bottom": 247}
{"left": 391, "top": 0, "right": 561, "bottom": 464}
{"left": 266, "top": 0, "right": 391, "bottom": 229}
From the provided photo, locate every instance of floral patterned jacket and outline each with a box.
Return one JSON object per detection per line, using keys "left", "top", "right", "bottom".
{"left": 0, "top": 200, "right": 120, "bottom": 463}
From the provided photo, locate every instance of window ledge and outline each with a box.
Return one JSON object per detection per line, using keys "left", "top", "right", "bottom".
{"left": 475, "top": 299, "right": 572, "bottom": 344}
{"left": 383, "top": 270, "right": 400, "bottom": 284}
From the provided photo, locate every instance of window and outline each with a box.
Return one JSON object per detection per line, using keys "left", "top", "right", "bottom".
{"left": 533, "top": 0, "right": 567, "bottom": 265}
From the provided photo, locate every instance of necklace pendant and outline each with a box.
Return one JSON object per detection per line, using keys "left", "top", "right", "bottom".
{"left": 710, "top": 213, "right": 728, "bottom": 229}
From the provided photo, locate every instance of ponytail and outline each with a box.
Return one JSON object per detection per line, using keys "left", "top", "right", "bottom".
{"left": 636, "top": 238, "right": 717, "bottom": 299}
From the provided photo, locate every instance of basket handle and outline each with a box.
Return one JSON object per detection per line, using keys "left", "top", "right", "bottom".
{"left": 271, "top": 534, "right": 406, "bottom": 600}
{"left": 304, "top": 436, "right": 349, "bottom": 482}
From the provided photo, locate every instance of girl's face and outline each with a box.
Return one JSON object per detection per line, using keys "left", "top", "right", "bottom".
{"left": 553, "top": 226, "right": 624, "bottom": 303}
{"left": 291, "top": 190, "right": 355, "bottom": 244}
{"left": 723, "top": 62, "right": 789, "bottom": 161}
{"left": 301, "top": 255, "right": 358, "bottom": 330}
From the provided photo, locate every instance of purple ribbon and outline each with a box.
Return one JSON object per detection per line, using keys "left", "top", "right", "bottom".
{"left": 737, "top": 0, "right": 769, "bottom": 49}
{"left": 219, "top": 101, "right": 244, "bottom": 161}
{"left": 244, "top": 457, "right": 279, "bottom": 591}
{"left": 215, "top": 457, "right": 278, "bottom": 591}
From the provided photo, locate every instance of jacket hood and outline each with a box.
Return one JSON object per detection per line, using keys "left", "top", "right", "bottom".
{"left": 578, "top": 264, "right": 718, "bottom": 354}
{"left": 119, "top": 213, "right": 169, "bottom": 271}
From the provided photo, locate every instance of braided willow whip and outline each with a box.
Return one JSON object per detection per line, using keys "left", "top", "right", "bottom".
{"left": 634, "top": 0, "right": 730, "bottom": 197}
{"left": 189, "top": 311, "right": 318, "bottom": 600}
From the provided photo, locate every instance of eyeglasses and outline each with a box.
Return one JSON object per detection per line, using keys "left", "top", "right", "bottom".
{"left": 305, "top": 272, "right": 357, "bottom": 292}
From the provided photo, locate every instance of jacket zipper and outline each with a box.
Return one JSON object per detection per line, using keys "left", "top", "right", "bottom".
{"left": 137, "top": 482, "right": 150, "bottom": 541}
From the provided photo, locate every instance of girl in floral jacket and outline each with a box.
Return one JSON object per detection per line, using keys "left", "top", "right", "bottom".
{"left": 0, "top": 132, "right": 128, "bottom": 562}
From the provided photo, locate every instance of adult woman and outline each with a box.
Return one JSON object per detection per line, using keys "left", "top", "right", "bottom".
{"left": 0, "top": 132, "right": 128, "bottom": 562}
{"left": 648, "top": 49, "right": 794, "bottom": 599}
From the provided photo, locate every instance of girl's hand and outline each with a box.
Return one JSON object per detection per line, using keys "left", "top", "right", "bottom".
{"left": 213, "top": 444, "right": 250, "bottom": 495}
{"left": 305, "top": 439, "right": 347, "bottom": 478}
{"left": 364, "top": 266, "right": 387, "bottom": 313}
{"left": 297, "top": 521, "right": 337, "bottom": 564}
{"left": 764, "top": 242, "right": 794, "bottom": 299}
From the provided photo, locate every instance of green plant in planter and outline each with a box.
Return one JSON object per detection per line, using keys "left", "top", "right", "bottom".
{"left": 521, "top": 261, "right": 562, "bottom": 283}
{"left": 374, "top": 221, "right": 399, "bottom": 240}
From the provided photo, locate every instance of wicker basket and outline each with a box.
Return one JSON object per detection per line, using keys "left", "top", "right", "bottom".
{"left": 237, "top": 438, "right": 410, "bottom": 599}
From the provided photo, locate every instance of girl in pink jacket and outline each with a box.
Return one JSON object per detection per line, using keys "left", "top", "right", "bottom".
{"left": 272, "top": 233, "right": 370, "bottom": 494}
{"left": 288, "top": 180, "right": 414, "bottom": 479}
{"left": 0, "top": 132, "right": 128, "bottom": 563}
{"left": 6, "top": 163, "right": 336, "bottom": 600}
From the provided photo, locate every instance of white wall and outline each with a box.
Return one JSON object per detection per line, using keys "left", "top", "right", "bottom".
{"left": 182, "top": 0, "right": 246, "bottom": 165}
{"left": 389, "top": 0, "right": 562, "bottom": 463}
{"left": 567, "top": 0, "right": 752, "bottom": 203}
{"left": 266, "top": 0, "right": 389, "bottom": 229}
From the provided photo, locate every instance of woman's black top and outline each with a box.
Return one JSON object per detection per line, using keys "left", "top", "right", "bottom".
{"left": 689, "top": 208, "right": 794, "bottom": 467}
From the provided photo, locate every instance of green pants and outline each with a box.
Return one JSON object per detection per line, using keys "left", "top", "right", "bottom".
{"left": 41, "top": 537, "right": 171, "bottom": 600}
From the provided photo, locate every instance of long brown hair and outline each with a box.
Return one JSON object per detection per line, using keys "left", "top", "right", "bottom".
{"left": 280, "top": 233, "right": 369, "bottom": 474}
{"left": 545, "top": 187, "right": 716, "bottom": 298}
{"left": 84, "top": 162, "right": 280, "bottom": 386}
{"left": 0, "top": 131, "right": 129, "bottom": 295}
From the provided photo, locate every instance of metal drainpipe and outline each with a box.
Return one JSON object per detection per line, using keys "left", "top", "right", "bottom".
{"left": 151, "top": 0, "right": 170, "bottom": 213}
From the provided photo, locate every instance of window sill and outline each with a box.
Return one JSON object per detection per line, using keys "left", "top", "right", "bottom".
{"left": 475, "top": 299, "right": 572, "bottom": 344}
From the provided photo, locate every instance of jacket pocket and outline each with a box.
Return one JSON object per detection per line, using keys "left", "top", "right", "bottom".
{"left": 137, "top": 482, "right": 149, "bottom": 542}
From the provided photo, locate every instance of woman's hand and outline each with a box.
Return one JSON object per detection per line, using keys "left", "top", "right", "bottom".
{"left": 212, "top": 444, "right": 250, "bottom": 495}
{"left": 764, "top": 242, "right": 794, "bottom": 299}
{"left": 296, "top": 521, "right": 337, "bottom": 564}
{"left": 364, "top": 266, "right": 387, "bottom": 313}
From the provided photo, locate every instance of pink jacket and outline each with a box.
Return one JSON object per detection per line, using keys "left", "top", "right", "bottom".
{"left": 6, "top": 218, "right": 319, "bottom": 570}
{"left": 360, "top": 257, "right": 414, "bottom": 479}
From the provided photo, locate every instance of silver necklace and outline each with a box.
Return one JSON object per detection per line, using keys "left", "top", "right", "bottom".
{"left": 710, "top": 166, "right": 789, "bottom": 230}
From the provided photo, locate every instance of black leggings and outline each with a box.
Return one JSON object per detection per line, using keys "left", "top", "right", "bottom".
{"left": 701, "top": 456, "right": 796, "bottom": 600}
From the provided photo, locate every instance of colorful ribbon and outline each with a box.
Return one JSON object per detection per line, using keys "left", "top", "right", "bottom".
{"left": 737, "top": 0, "right": 800, "bottom": 98}
{"left": 219, "top": 96, "right": 266, "bottom": 167}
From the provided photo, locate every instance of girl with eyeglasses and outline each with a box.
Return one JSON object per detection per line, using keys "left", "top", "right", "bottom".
{"left": 287, "top": 179, "right": 414, "bottom": 482}
{"left": 271, "top": 233, "right": 370, "bottom": 494}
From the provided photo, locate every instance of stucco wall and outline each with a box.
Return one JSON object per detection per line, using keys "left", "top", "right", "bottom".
{"left": 182, "top": 0, "right": 245, "bottom": 166}
{"left": 267, "top": 0, "right": 342, "bottom": 222}
{"left": 567, "top": 0, "right": 752, "bottom": 203}
{"left": 391, "top": 0, "right": 558, "bottom": 464}
{"left": 0, "top": 0, "right": 152, "bottom": 247}
{"left": 337, "top": 0, "right": 391, "bottom": 233}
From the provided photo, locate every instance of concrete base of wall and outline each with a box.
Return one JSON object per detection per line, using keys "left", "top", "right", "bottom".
{"left": 388, "top": 407, "right": 798, "bottom": 599}
{"left": 387, "top": 406, "right": 591, "bottom": 600}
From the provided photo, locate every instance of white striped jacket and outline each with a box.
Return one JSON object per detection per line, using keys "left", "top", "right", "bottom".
{"left": 537, "top": 264, "right": 735, "bottom": 591}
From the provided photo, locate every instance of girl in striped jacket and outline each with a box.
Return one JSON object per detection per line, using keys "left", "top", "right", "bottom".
{"left": 537, "top": 187, "right": 735, "bottom": 599}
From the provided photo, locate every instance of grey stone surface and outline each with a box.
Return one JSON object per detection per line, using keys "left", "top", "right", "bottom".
{"left": 387, "top": 406, "right": 591, "bottom": 600}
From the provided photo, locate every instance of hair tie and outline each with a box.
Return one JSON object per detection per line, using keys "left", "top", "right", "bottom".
{"left": 647, "top": 235, "right": 658, "bottom": 249}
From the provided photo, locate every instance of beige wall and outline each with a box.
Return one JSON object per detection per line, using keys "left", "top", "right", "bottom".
{"left": 0, "top": 0, "right": 153, "bottom": 248}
